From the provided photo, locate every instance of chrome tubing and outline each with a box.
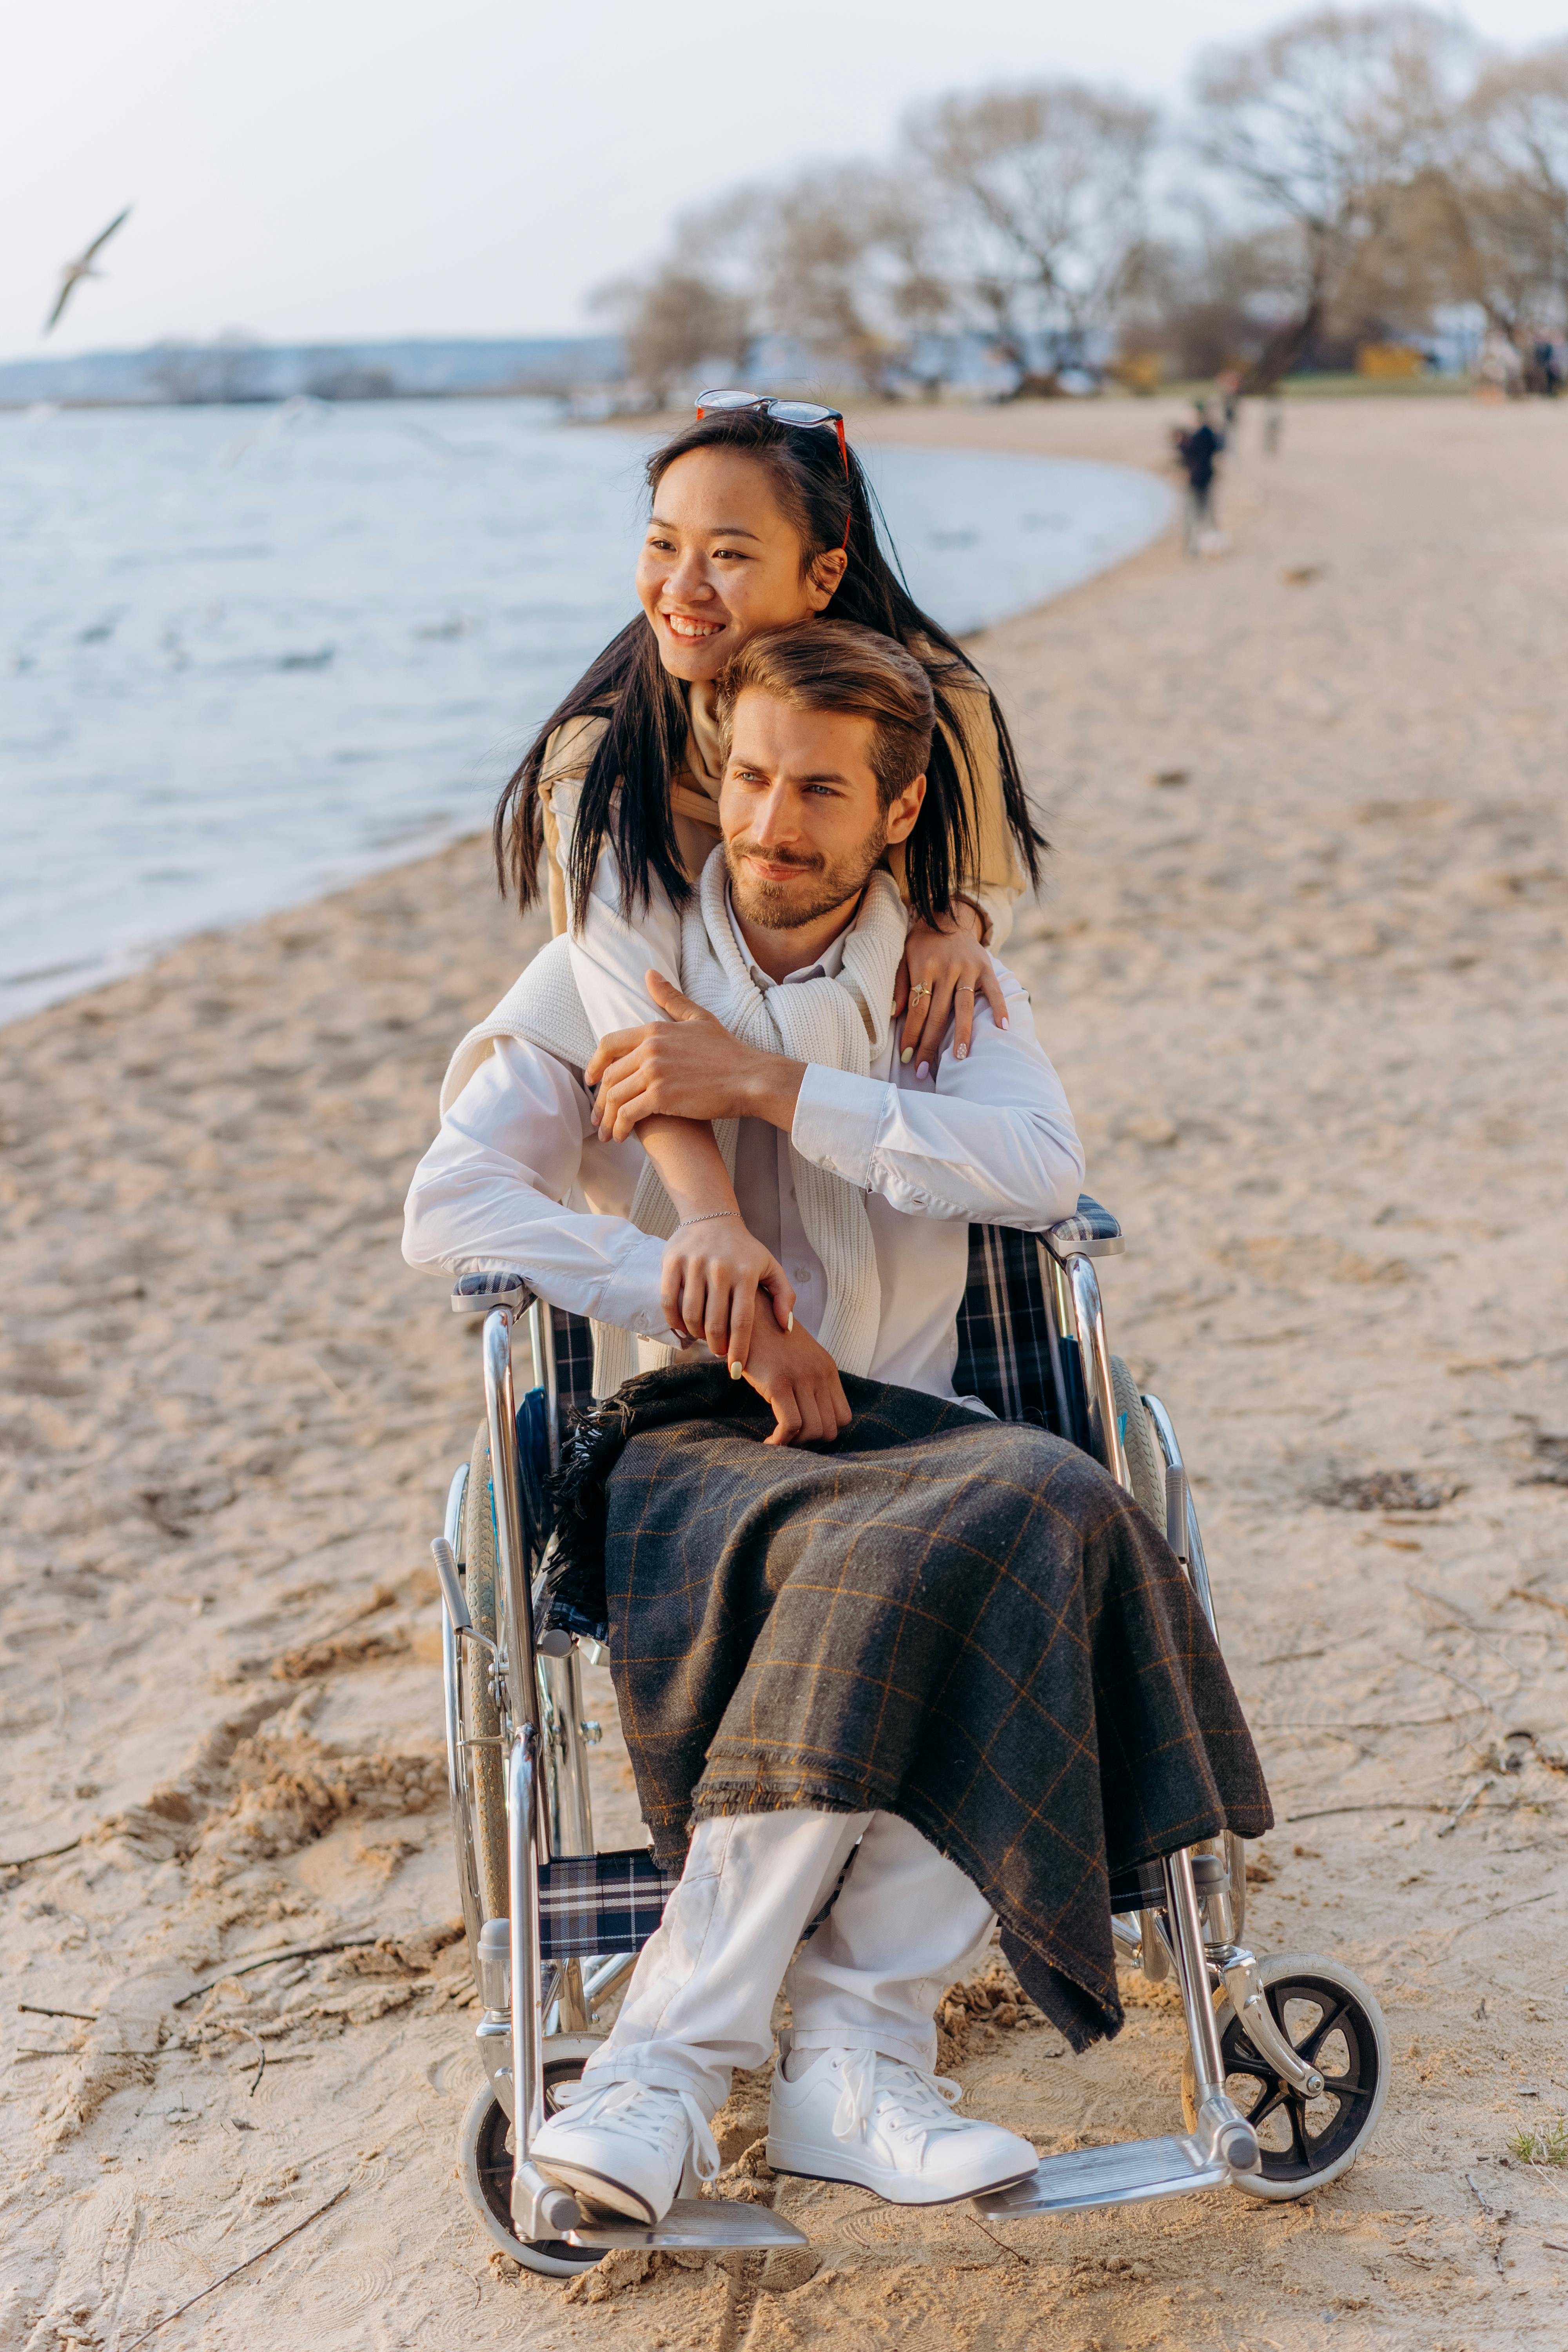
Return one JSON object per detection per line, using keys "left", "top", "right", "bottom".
{"left": 439, "top": 1462, "right": 470, "bottom": 1819}
{"left": 507, "top": 1734, "right": 546, "bottom": 2177}
{"left": 483, "top": 1309, "right": 549, "bottom": 1859}
{"left": 527, "top": 1297, "right": 561, "bottom": 1473}
{"left": 1144, "top": 1395, "right": 1218, "bottom": 1635}
{"left": 1216, "top": 1947, "right": 1324, "bottom": 2098}
{"left": 1037, "top": 1241, "right": 1078, "bottom": 1441}
{"left": 1161, "top": 1848, "right": 1258, "bottom": 2174}
{"left": 1065, "top": 1254, "right": 1132, "bottom": 1494}
{"left": 1163, "top": 1848, "right": 1227, "bottom": 2099}
{"left": 543, "top": 1648, "right": 595, "bottom": 1858}
{"left": 539, "top": 1644, "right": 595, "bottom": 2036}
{"left": 582, "top": 1951, "right": 636, "bottom": 2011}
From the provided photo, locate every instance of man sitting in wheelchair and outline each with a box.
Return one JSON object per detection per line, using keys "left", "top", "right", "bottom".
{"left": 405, "top": 619, "right": 1270, "bottom": 2229}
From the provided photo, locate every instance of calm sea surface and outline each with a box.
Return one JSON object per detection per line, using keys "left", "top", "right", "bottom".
{"left": 1, "top": 399, "right": 1173, "bottom": 1019}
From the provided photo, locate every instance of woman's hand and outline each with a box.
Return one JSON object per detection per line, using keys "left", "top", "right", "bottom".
{"left": 893, "top": 904, "right": 1009, "bottom": 1076}
{"left": 661, "top": 1218, "right": 795, "bottom": 1368}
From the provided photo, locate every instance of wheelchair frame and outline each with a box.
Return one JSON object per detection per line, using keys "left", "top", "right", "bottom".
{"left": 432, "top": 1198, "right": 1387, "bottom": 2263}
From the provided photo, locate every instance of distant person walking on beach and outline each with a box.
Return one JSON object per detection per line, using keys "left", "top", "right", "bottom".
{"left": 1215, "top": 370, "right": 1241, "bottom": 444}
{"left": 1263, "top": 394, "right": 1283, "bottom": 456}
{"left": 1178, "top": 403, "right": 1225, "bottom": 555}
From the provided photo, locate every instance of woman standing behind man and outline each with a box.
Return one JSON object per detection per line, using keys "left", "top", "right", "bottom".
{"left": 491, "top": 394, "right": 1044, "bottom": 1377}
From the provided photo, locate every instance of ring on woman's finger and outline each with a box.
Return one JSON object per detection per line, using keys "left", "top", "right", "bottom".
{"left": 956, "top": 983, "right": 976, "bottom": 994}
{"left": 908, "top": 980, "right": 932, "bottom": 1002}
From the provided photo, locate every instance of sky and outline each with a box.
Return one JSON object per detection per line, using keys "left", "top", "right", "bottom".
{"left": 7, "top": 0, "right": 1564, "bottom": 359}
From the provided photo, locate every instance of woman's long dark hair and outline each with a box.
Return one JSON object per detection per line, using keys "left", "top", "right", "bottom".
{"left": 493, "top": 408, "right": 1045, "bottom": 928}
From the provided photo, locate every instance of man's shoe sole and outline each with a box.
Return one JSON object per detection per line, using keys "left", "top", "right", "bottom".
{"left": 765, "top": 2137, "right": 1036, "bottom": 2207}
{"left": 532, "top": 2155, "right": 659, "bottom": 2226}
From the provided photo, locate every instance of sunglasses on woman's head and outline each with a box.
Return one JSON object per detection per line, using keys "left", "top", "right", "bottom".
{"left": 694, "top": 389, "right": 853, "bottom": 548}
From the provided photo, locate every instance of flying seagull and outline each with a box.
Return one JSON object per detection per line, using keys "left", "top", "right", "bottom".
{"left": 45, "top": 207, "right": 133, "bottom": 334}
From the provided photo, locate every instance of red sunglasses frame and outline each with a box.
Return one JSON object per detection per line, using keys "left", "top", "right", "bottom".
{"left": 693, "top": 391, "right": 853, "bottom": 550}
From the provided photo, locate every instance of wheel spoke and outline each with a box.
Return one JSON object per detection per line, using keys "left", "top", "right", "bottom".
{"left": 1287, "top": 2095, "right": 1314, "bottom": 2170}
{"left": 1298, "top": 1997, "right": 1350, "bottom": 2064}
{"left": 1225, "top": 2045, "right": 1276, "bottom": 2085}
{"left": 1249, "top": 2082, "right": 1290, "bottom": 2129}
{"left": 1319, "top": 2071, "right": 1371, "bottom": 2105}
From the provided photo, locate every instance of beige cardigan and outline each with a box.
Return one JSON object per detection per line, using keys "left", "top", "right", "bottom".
{"left": 536, "top": 666, "right": 1027, "bottom": 947}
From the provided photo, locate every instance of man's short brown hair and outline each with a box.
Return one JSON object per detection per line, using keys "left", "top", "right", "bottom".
{"left": 713, "top": 620, "right": 936, "bottom": 809}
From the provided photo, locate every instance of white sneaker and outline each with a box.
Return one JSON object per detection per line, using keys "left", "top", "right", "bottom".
{"left": 532, "top": 2076, "right": 720, "bottom": 2225}
{"left": 767, "top": 2045, "right": 1037, "bottom": 2205}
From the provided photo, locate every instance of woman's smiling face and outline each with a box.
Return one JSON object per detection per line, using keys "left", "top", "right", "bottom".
{"left": 636, "top": 448, "right": 846, "bottom": 684}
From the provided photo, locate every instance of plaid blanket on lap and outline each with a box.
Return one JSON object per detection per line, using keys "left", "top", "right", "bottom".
{"left": 549, "top": 1363, "right": 1272, "bottom": 2051}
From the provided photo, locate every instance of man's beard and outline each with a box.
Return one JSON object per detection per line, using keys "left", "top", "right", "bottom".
{"left": 724, "top": 822, "right": 889, "bottom": 933}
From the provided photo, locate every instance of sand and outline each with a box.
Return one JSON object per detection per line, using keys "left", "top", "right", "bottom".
{"left": 3, "top": 392, "right": 1567, "bottom": 2352}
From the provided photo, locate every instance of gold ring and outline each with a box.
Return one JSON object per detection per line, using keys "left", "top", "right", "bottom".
{"left": 908, "top": 981, "right": 931, "bottom": 1001}
{"left": 956, "top": 984, "right": 976, "bottom": 994}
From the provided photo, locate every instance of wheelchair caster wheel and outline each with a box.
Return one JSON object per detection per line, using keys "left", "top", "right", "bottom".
{"left": 1181, "top": 1952, "right": 1390, "bottom": 2200}
{"left": 458, "top": 2042, "right": 603, "bottom": 2276}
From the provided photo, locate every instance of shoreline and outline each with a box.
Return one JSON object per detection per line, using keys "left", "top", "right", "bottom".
{"left": 2, "top": 416, "right": 1174, "bottom": 1028}
{"left": 5, "top": 393, "right": 1568, "bottom": 2348}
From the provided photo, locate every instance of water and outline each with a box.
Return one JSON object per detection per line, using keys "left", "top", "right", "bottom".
{"left": 0, "top": 399, "right": 1173, "bottom": 1020}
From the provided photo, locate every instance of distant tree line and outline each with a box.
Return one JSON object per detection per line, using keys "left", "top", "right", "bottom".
{"left": 594, "top": 5, "right": 1568, "bottom": 399}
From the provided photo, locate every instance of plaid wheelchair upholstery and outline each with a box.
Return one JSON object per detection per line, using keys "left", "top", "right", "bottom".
{"left": 537, "top": 1848, "right": 683, "bottom": 1960}
{"left": 953, "top": 1224, "right": 1061, "bottom": 1430}
{"left": 548, "top": 1303, "right": 597, "bottom": 1422}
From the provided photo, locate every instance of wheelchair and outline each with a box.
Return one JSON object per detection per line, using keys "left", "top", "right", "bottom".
{"left": 430, "top": 1198, "right": 1390, "bottom": 2275}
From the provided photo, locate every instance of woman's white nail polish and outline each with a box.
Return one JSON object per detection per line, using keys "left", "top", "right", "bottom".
{"left": 787, "top": 1312, "right": 795, "bottom": 1332}
{"left": 955, "top": 1044, "right": 968, "bottom": 1060}
{"left": 729, "top": 1359, "right": 744, "bottom": 1381}
{"left": 1000, "top": 1018, "right": 1009, "bottom": 1030}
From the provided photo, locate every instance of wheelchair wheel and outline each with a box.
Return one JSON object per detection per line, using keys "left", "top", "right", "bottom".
{"left": 457, "top": 2039, "right": 603, "bottom": 2276}
{"left": 1181, "top": 1952, "right": 1389, "bottom": 2200}
{"left": 1109, "top": 1356, "right": 1165, "bottom": 1533}
{"left": 462, "top": 1421, "right": 510, "bottom": 1929}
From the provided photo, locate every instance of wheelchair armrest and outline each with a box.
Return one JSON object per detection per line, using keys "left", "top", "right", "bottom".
{"left": 451, "top": 1269, "right": 535, "bottom": 1317}
{"left": 1039, "top": 1192, "right": 1124, "bottom": 1264}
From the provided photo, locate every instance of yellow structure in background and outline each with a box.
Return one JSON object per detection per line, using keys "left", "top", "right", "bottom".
{"left": 1357, "top": 342, "right": 1426, "bottom": 379}
{"left": 1109, "top": 353, "right": 1165, "bottom": 394}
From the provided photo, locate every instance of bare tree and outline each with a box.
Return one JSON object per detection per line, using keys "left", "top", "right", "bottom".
{"left": 745, "top": 163, "right": 953, "bottom": 397}
{"left": 905, "top": 81, "right": 1157, "bottom": 380}
{"left": 1192, "top": 5, "right": 1476, "bottom": 387}
{"left": 1124, "top": 214, "right": 1306, "bottom": 381}
{"left": 592, "top": 265, "right": 751, "bottom": 406}
{"left": 1441, "top": 43, "right": 1568, "bottom": 377}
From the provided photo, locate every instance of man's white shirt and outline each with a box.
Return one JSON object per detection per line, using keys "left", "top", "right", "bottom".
{"left": 403, "top": 893, "right": 1084, "bottom": 1406}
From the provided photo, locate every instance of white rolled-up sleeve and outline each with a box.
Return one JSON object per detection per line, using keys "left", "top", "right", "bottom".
{"left": 550, "top": 779, "right": 686, "bottom": 1041}
{"left": 402, "top": 1037, "right": 676, "bottom": 1337}
{"left": 789, "top": 965, "right": 1083, "bottom": 1229}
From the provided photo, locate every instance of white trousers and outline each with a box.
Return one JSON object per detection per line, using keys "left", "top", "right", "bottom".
{"left": 581, "top": 1808, "right": 996, "bottom": 2116}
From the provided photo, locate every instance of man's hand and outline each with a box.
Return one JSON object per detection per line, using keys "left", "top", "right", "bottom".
{"left": 586, "top": 973, "right": 804, "bottom": 1140}
{"left": 740, "top": 1312, "right": 853, "bottom": 1447}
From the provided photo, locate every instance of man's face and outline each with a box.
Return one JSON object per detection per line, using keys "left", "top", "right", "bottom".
{"left": 720, "top": 691, "right": 922, "bottom": 933}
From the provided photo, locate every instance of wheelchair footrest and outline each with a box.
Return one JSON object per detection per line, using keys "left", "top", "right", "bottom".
{"left": 973, "top": 2132, "right": 1230, "bottom": 2220}
{"left": 565, "top": 2196, "right": 809, "bottom": 2252}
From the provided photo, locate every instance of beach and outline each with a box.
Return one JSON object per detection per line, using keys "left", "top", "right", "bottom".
{"left": 4, "top": 391, "right": 1567, "bottom": 2350}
